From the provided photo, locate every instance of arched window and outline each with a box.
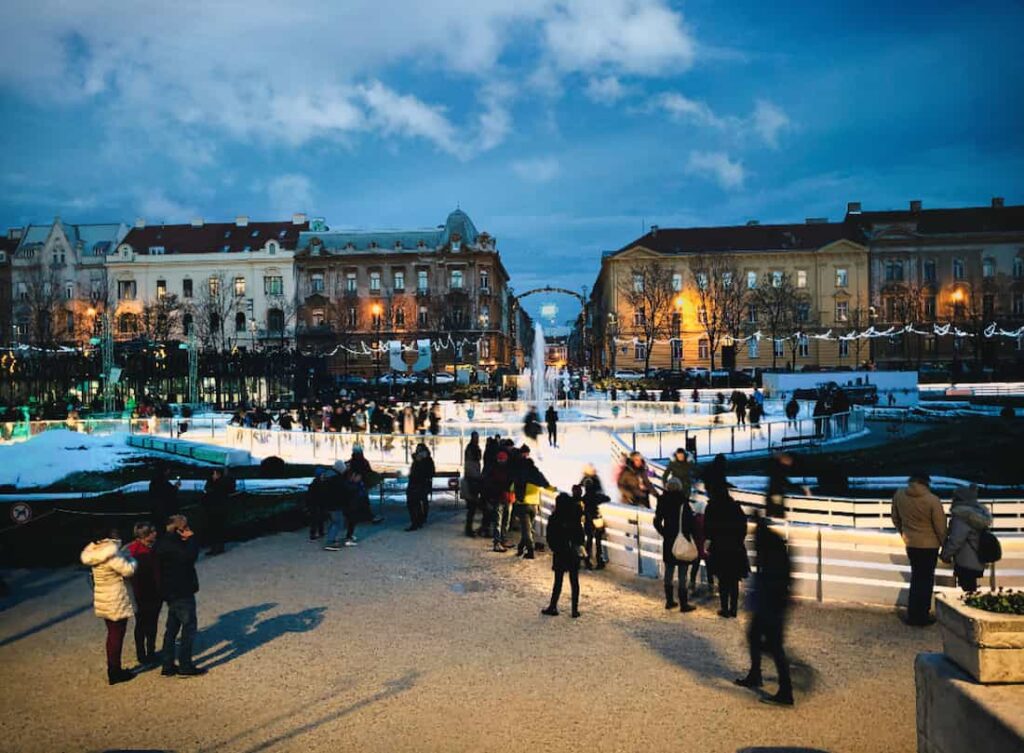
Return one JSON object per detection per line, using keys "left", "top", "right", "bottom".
{"left": 267, "top": 308, "right": 284, "bottom": 334}
{"left": 235, "top": 312, "right": 247, "bottom": 333}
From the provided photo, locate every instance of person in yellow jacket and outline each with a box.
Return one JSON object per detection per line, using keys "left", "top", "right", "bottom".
{"left": 511, "top": 444, "right": 553, "bottom": 559}
{"left": 891, "top": 472, "right": 947, "bottom": 626}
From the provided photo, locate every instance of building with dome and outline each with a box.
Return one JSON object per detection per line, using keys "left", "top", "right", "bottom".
{"left": 294, "top": 209, "right": 514, "bottom": 375}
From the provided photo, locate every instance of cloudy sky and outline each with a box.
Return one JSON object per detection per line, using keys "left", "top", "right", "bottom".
{"left": 1, "top": 0, "right": 1022, "bottom": 325}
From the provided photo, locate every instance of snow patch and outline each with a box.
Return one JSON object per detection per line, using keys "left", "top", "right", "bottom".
{"left": 0, "top": 430, "right": 145, "bottom": 489}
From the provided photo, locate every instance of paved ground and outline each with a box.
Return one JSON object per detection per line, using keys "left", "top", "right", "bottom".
{"left": 0, "top": 505, "right": 939, "bottom": 753}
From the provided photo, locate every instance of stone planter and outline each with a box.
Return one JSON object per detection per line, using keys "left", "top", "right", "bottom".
{"left": 935, "top": 592, "right": 1024, "bottom": 684}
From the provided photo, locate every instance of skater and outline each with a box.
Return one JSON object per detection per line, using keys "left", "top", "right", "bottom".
{"left": 463, "top": 431, "right": 485, "bottom": 536}
{"left": 731, "top": 390, "right": 748, "bottom": 426}
{"left": 545, "top": 404, "right": 559, "bottom": 447}
{"left": 512, "top": 444, "right": 550, "bottom": 559}
{"left": 654, "top": 478, "right": 697, "bottom": 612}
{"left": 406, "top": 443, "right": 435, "bottom": 531}
{"left": 127, "top": 522, "right": 161, "bottom": 667}
{"left": 940, "top": 484, "right": 992, "bottom": 593}
{"left": 523, "top": 408, "right": 542, "bottom": 444}
{"left": 891, "top": 472, "right": 946, "bottom": 626}
{"left": 541, "top": 492, "right": 584, "bottom": 618}
{"left": 735, "top": 516, "right": 794, "bottom": 706}
{"left": 157, "top": 515, "right": 206, "bottom": 676}
{"left": 81, "top": 526, "right": 138, "bottom": 685}
{"left": 785, "top": 396, "right": 799, "bottom": 429}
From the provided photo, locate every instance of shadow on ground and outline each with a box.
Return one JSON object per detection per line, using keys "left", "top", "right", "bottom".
{"left": 193, "top": 602, "right": 327, "bottom": 670}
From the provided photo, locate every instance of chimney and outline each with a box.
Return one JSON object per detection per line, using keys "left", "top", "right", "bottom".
{"left": 846, "top": 201, "right": 861, "bottom": 214}
{"left": 191, "top": 217, "right": 204, "bottom": 228}
{"left": 992, "top": 197, "right": 1005, "bottom": 208}
{"left": 910, "top": 200, "right": 922, "bottom": 212}
{"left": 649, "top": 224, "right": 659, "bottom": 236}
{"left": 746, "top": 219, "right": 759, "bottom": 226}
{"left": 292, "top": 213, "right": 307, "bottom": 225}
{"left": 8, "top": 227, "right": 23, "bottom": 240}
{"left": 135, "top": 217, "right": 146, "bottom": 228}
{"left": 805, "top": 217, "right": 828, "bottom": 224}
{"left": 235, "top": 215, "right": 249, "bottom": 227}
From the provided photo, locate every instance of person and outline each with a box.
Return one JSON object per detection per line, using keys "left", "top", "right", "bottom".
{"left": 541, "top": 492, "right": 584, "bottom": 618}
{"left": 157, "top": 515, "right": 206, "bottom": 676}
{"left": 785, "top": 396, "right": 799, "bottom": 429}
{"left": 81, "top": 526, "right": 138, "bottom": 685}
{"left": 580, "top": 465, "right": 607, "bottom": 569}
{"left": 148, "top": 466, "right": 181, "bottom": 532}
{"left": 688, "top": 494, "right": 709, "bottom": 594}
{"left": 748, "top": 400, "right": 763, "bottom": 436}
{"left": 735, "top": 517, "right": 794, "bottom": 706}
{"left": 277, "top": 409, "right": 294, "bottom": 431}
{"left": 401, "top": 405, "right": 416, "bottom": 435}
{"left": 752, "top": 387, "right": 765, "bottom": 410}
{"left": 891, "top": 472, "right": 947, "bottom": 626}
{"left": 940, "top": 484, "right": 992, "bottom": 593}
{"left": 323, "top": 461, "right": 351, "bottom": 551}
{"left": 348, "top": 446, "right": 384, "bottom": 524}
{"left": 654, "top": 478, "right": 697, "bottom": 613}
{"left": 691, "top": 387, "right": 699, "bottom": 403}
{"left": 545, "top": 404, "right": 559, "bottom": 447}
{"left": 523, "top": 408, "right": 542, "bottom": 443}
{"left": 732, "top": 391, "right": 748, "bottom": 427}
{"left": 202, "top": 468, "right": 236, "bottom": 556}
{"left": 429, "top": 401, "right": 442, "bottom": 435}
{"left": 342, "top": 464, "right": 373, "bottom": 545}
{"left": 127, "top": 522, "right": 161, "bottom": 667}
{"left": 512, "top": 444, "right": 550, "bottom": 559}
{"left": 704, "top": 485, "right": 749, "bottom": 618}
{"left": 406, "top": 443, "right": 435, "bottom": 531}
{"left": 463, "top": 431, "right": 485, "bottom": 537}
{"left": 306, "top": 467, "right": 329, "bottom": 541}
{"left": 765, "top": 452, "right": 805, "bottom": 519}
{"left": 662, "top": 448, "right": 692, "bottom": 499}
{"left": 485, "top": 448, "right": 514, "bottom": 551}
{"left": 617, "top": 451, "right": 654, "bottom": 508}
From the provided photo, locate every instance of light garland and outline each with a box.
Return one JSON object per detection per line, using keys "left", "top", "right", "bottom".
{"left": 320, "top": 334, "right": 487, "bottom": 358}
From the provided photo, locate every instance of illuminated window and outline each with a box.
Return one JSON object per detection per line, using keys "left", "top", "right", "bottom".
{"left": 796, "top": 270, "right": 807, "bottom": 289}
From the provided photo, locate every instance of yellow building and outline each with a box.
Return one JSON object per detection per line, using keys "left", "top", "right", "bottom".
{"left": 589, "top": 221, "right": 869, "bottom": 374}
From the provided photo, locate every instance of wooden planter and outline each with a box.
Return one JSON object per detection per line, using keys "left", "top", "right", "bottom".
{"left": 935, "top": 593, "right": 1024, "bottom": 684}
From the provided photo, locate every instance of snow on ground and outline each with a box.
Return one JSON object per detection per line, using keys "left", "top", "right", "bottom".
{"left": 0, "top": 430, "right": 143, "bottom": 489}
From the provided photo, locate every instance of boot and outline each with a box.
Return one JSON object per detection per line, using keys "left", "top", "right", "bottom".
{"left": 664, "top": 584, "right": 678, "bottom": 610}
{"left": 108, "top": 667, "right": 135, "bottom": 685}
{"left": 734, "top": 672, "right": 763, "bottom": 689}
{"left": 760, "top": 690, "right": 794, "bottom": 707}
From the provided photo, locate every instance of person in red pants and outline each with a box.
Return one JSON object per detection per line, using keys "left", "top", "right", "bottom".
{"left": 128, "top": 522, "right": 162, "bottom": 666}
{"left": 81, "top": 526, "right": 138, "bottom": 685}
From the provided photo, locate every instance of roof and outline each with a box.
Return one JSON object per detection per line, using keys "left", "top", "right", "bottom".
{"left": 121, "top": 220, "right": 308, "bottom": 255}
{"left": 851, "top": 204, "right": 1024, "bottom": 236}
{"left": 18, "top": 221, "right": 127, "bottom": 249}
{"left": 298, "top": 208, "right": 480, "bottom": 253}
{"left": 612, "top": 221, "right": 862, "bottom": 257}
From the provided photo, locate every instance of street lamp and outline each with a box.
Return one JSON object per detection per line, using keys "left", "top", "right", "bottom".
{"left": 607, "top": 312, "right": 618, "bottom": 377}
{"left": 672, "top": 295, "right": 684, "bottom": 373}
{"left": 371, "top": 303, "right": 383, "bottom": 380}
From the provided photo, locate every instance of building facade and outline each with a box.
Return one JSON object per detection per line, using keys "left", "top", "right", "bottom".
{"left": 589, "top": 221, "right": 870, "bottom": 374}
{"left": 108, "top": 215, "right": 307, "bottom": 348}
{"left": 294, "top": 209, "right": 513, "bottom": 374}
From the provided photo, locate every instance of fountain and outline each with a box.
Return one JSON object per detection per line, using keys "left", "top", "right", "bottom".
{"left": 532, "top": 321, "right": 547, "bottom": 419}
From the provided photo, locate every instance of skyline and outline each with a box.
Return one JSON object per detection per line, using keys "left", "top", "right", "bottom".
{"left": 2, "top": 1, "right": 1022, "bottom": 324}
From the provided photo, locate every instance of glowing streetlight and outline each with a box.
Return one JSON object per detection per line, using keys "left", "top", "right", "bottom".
{"left": 371, "top": 303, "right": 383, "bottom": 379}
{"left": 951, "top": 289, "right": 964, "bottom": 303}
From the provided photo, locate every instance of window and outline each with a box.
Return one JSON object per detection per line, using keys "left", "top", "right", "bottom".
{"left": 953, "top": 258, "right": 965, "bottom": 280}
{"left": 747, "top": 304, "right": 757, "bottom": 324}
{"left": 773, "top": 339, "right": 784, "bottom": 358}
{"left": 233, "top": 277, "right": 246, "bottom": 297}
{"left": 451, "top": 269, "right": 464, "bottom": 289}
{"left": 369, "top": 271, "right": 381, "bottom": 292}
{"left": 722, "top": 272, "right": 733, "bottom": 289}
{"left": 118, "top": 313, "right": 137, "bottom": 335}
{"left": 884, "top": 260, "right": 904, "bottom": 282}
{"left": 746, "top": 271, "right": 757, "bottom": 289}
{"left": 698, "top": 339, "right": 709, "bottom": 360}
{"left": 417, "top": 270, "right": 429, "bottom": 292}
{"left": 983, "top": 258, "right": 996, "bottom": 278}
{"left": 748, "top": 339, "right": 759, "bottom": 359}
{"left": 345, "top": 272, "right": 356, "bottom": 292}
{"left": 264, "top": 276, "right": 283, "bottom": 296}
{"left": 796, "top": 302, "right": 810, "bottom": 323}
{"left": 479, "top": 339, "right": 491, "bottom": 359}
{"left": 835, "top": 268, "right": 848, "bottom": 288}
{"left": 183, "top": 313, "right": 193, "bottom": 335}
{"left": 983, "top": 294, "right": 994, "bottom": 320}
{"left": 695, "top": 272, "right": 708, "bottom": 290}
{"left": 633, "top": 273, "right": 644, "bottom": 292}
{"left": 371, "top": 308, "right": 382, "bottom": 327}
{"left": 17, "top": 282, "right": 27, "bottom": 301}
{"left": 418, "top": 306, "right": 428, "bottom": 326}
{"left": 267, "top": 308, "right": 284, "bottom": 334}
{"left": 796, "top": 270, "right": 807, "bottom": 289}
{"left": 346, "top": 307, "right": 357, "bottom": 328}
{"left": 1014, "top": 257, "right": 1024, "bottom": 280}
{"left": 633, "top": 308, "right": 646, "bottom": 326}
{"left": 183, "top": 278, "right": 193, "bottom": 298}
{"left": 235, "top": 312, "right": 247, "bottom": 333}
{"left": 395, "top": 307, "right": 406, "bottom": 327}
{"left": 310, "top": 272, "right": 325, "bottom": 293}
{"left": 634, "top": 342, "right": 646, "bottom": 361}
{"left": 208, "top": 276, "right": 220, "bottom": 296}
{"left": 312, "top": 308, "right": 325, "bottom": 327}
{"left": 671, "top": 272, "right": 682, "bottom": 292}
{"left": 924, "top": 296, "right": 937, "bottom": 319}
{"left": 924, "top": 259, "right": 937, "bottom": 283}
{"left": 798, "top": 335, "right": 809, "bottom": 357}
{"left": 1013, "top": 293, "right": 1024, "bottom": 316}
{"left": 117, "top": 280, "right": 137, "bottom": 300}
{"left": 479, "top": 304, "right": 490, "bottom": 328}
{"left": 65, "top": 282, "right": 74, "bottom": 300}
{"left": 839, "top": 339, "right": 849, "bottom": 358}
{"left": 772, "top": 271, "right": 783, "bottom": 288}
{"left": 480, "top": 270, "right": 490, "bottom": 291}
{"left": 65, "top": 311, "right": 74, "bottom": 334}
{"left": 451, "top": 307, "right": 465, "bottom": 327}
{"left": 671, "top": 340, "right": 682, "bottom": 361}
{"left": 394, "top": 271, "right": 405, "bottom": 291}
{"left": 835, "top": 301, "right": 849, "bottom": 322}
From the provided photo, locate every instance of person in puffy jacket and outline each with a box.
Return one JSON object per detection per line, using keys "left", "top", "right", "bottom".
{"left": 891, "top": 472, "right": 947, "bottom": 626}
{"left": 662, "top": 448, "right": 693, "bottom": 500}
{"left": 127, "top": 522, "right": 161, "bottom": 666}
{"left": 940, "top": 484, "right": 992, "bottom": 593}
{"left": 81, "top": 526, "right": 138, "bottom": 685}
{"left": 618, "top": 452, "right": 654, "bottom": 508}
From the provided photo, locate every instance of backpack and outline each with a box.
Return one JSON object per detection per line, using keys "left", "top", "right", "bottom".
{"left": 977, "top": 530, "right": 1002, "bottom": 564}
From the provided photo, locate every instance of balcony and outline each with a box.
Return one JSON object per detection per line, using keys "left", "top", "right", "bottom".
{"left": 415, "top": 287, "right": 431, "bottom": 298}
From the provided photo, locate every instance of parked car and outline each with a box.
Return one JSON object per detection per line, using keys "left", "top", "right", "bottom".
{"left": 376, "top": 373, "right": 416, "bottom": 385}
{"left": 414, "top": 371, "right": 455, "bottom": 385}
{"left": 613, "top": 369, "right": 644, "bottom": 380}
{"left": 684, "top": 367, "right": 709, "bottom": 379}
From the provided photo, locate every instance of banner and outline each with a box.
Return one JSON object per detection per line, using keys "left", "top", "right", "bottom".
{"left": 413, "top": 339, "right": 432, "bottom": 372}
{"left": 388, "top": 341, "right": 405, "bottom": 372}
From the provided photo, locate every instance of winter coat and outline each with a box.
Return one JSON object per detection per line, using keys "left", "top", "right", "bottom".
{"left": 653, "top": 490, "right": 694, "bottom": 563}
{"left": 701, "top": 461, "right": 732, "bottom": 505}
{"left": 156, "top": 534, "right": 200, "bottom": 602}
{"left": 408, "top": 455, "right": 436, "bottom": 493}
{"left": 891, "top": 481, "right": 947, "bottom": 549}
{"left": 127, "top": 540, "right": 160, "bottom": 606}
{"left": 751, "top": 520, "right": 791, "bottom": 615}
{"left": 203, "top": 475, "right": 236, "bottom": 509}
{"left": 704, "top": 497, "right": 750, "bottom": 581}
{"left": 81, "top": 539, "right": 137, "bottom": 621}
{"left": 617, "top": 464, "right": 653, "bottom": 507}
{"left": 546, "top": 506, "right": 584, "bottom": 572}
{"left": 464, "top": 443, "right": 482, "bottom": 479}
{"left": 662, "top": 459, "right": 692, "bottom": 498}
{"left": 512, "top": 459, "right": 549, "bottom": 506}
{"left": 940, "top": 487, "right": 992, "bottom": 573}
{"left": 149, "top": 477, "right": 179, "bottom": 525}
{"left": 545, "top": 407, "right": 558, "bottom": 428}
{"left": 484, "top": 463, "right": 513, "bottom": 505}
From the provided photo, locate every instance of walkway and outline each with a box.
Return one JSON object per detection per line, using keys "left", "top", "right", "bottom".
{"left": 0, "top": 505, "right": 936, "bottom": 753}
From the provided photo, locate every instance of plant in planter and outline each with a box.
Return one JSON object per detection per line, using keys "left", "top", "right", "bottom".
{"left": 965, "top": 589, "right": 1024, "bottom": 616}
{"left": 935, "top": 591, "right": 1024, "bottom": 683}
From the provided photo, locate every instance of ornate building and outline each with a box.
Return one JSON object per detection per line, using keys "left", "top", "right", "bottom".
{"left": 294, "top": 209, "right": 513, "bottom": 374}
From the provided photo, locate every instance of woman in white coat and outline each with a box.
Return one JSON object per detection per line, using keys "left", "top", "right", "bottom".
{"left": 81, "top": 527, "right": 138, "bottom": 685}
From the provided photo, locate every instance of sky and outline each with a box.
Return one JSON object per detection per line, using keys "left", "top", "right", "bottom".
{"left": 1, "top": 0, "right": 1022, "bottom": 329}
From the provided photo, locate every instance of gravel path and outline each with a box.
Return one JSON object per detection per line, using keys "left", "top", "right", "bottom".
{"left": 0, "top": 506, "right": 939, "bottom": 753}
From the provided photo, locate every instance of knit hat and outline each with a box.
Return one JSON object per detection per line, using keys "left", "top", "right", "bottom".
{"left": 333, "top": 460, "right": 348, "bottom": 475}
{"left": 951, "top": 484, "right": 979, "bottom": 507}
{"left": 519, "top": 444, "right": 531, "bottom": 456}
{"left": 496, "top": 450, "right": 509, "bottom": 462}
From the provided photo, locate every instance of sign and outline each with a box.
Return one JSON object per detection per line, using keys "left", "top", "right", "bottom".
{"left": 413, "top": 339, "right": 432, "bottom": 372}
{"left": 10, "top": 502, "right": 32, "bottom": 525}
{"left": 388, "top": 341, "right": 406, "bottom": 372}
{"left": 108, "top": 366, "right": 123, "bottom": 385}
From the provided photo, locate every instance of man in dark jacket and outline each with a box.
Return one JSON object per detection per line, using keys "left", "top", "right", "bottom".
{"left": 766, "top": 452, "right": 806, "bottom": 519}
{"left": 736, "top": 517, "right": 794, "bottom": 706}
{"left": 406, "top": 443, "right": 435, "bottom": 531}
{"left": 544, "top": 405, "right": 559, "bottom": 447}
{"left": 149, "top": 466, "right": 180, "bottom": 532}
{"left": 463, "top": 432, "right": 484, "bottom": 537}
{"left": 203, "top": 468, "right": 236, "bottom": 555}
{"left": 485, "top": 449, "right": 513, "bottom": 551}
{"left": 157, "top": 515, "right": 205, "bottom": 676}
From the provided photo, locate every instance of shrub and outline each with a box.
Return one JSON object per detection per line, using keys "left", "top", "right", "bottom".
{"left": 964, "top": 588, "right": 1024, "bottom": 615}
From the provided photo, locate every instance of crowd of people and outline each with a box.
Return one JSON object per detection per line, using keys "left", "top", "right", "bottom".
{"left": 229, "top": 398, "right": 445, "bottom": 436}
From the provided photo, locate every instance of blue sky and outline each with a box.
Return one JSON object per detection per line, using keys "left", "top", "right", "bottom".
{"left": 1, "top": 0, "right": 1022, "bottom": 327}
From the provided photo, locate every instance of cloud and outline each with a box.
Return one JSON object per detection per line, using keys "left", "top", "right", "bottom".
{"left": 685, "top": 151, "right": 746, "bottom": 189}
{"left": 654, "top": 92, "right": 729, "bottom": 128}
{"left": 359, "top": 81, "right": 459, "bottom": 154}
{"left": 652, "top": 92, "right": 791, "bottom": 147}
{"left": 584, "top": 76, "right": 629, "bottom": 104}
{"left": 751, "top": 99, "right": 791, "bottom": 148}
{"left": 267, "top": 174, "right": 314, "bottom": 216}
{"left": 137, "top": 191, "right": 199, "bottom": 223}
{"left": 511, "top": 157, "right": 561, "bottom": 183}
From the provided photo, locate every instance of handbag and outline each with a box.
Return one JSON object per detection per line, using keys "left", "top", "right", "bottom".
{"left": 671, "top": 506, "right": 698, "bottom": 562}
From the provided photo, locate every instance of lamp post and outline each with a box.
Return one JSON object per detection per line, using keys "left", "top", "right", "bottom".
{"left": 371, "top": 303, "right": 382, "bottom": 381}
{"left": 672, "top": 294, "right": 684, "bottom": 373}
{"left": 607, "top": 312, "right": 618, "bottom": 377}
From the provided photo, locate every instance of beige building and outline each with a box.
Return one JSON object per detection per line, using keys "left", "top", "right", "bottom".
{"left": 590, "top": 221, "right": 870, "bottom": 374}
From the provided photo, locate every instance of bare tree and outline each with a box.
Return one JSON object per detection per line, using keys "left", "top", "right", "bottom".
{"left": 845, "top": 294, "right": 870, "bottom": 366}
{"left": 187, "top": 273, "right": 240, "bottom": 351}
{"left": 886, "top": 283, "right": 925, "bottom": 365}
{"left": 265, "top": 294, "right": 297, "bottom": 349}
{"left": 618, "top": 261, "right": 676, "bottom": 375}
{"left": 324, "top": 297, "right": 360, "bottom": 374}
{"left": 751, "top": 271, "right": 808, "bottom": 370}
{"left": 689, "top": 255, "right": 744, "bottom": 373}
{"left": 20, "top": 265, "right": 63, "bottom": 345}
{"left": 139, "top": 294, "right": 182, "bottom": 342}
